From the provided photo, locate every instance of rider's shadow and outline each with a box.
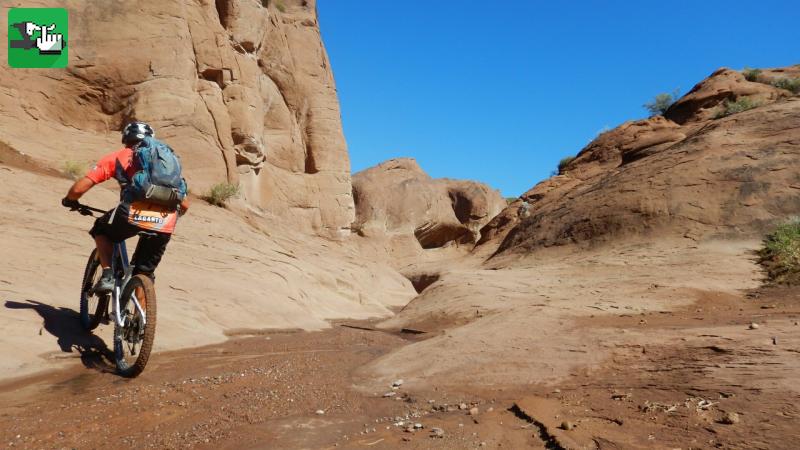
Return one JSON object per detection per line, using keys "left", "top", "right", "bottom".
{"left": 4, "top": 299, "right": 116, "bottom": 373}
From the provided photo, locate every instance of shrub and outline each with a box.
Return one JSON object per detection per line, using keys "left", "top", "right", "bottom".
{"left": 742, "top": 67, "right": 762, "bottom": 82}
{"left": 505, "top": 197, "right": 517, "bottom": 205}
{"left": 772, "top": 77, "right": 800, "bottom": 94}
{"left": 203, "top": 182, "right": 240, "bottom": 207}
{"left": 759, "top": 217, "right": 800, "bottom": 284}
{"left": 557, "top": 156, "right": 576, "bottom": 174}
{"left": 714, "top": 97, "right": 762, "bottom": 118}
{"left": 63, "top": 160, "right": 86, "bottom": 180}
{"left": 643, "top": 90, "right": 679, "bottom": 116}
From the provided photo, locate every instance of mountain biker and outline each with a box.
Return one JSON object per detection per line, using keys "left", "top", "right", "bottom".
{"left": 61, "top": 122, "right": 190, "bottom": 294}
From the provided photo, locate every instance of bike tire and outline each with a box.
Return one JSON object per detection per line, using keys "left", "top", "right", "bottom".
{"left": 79, "top": 249, "right": 108, "bottom": 331}
{"left": 114, "top": 274, "right": 157, "bottom": 378}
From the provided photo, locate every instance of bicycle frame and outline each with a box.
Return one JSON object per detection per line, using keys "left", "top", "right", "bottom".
{"left": 110, "top": 240, "right": 147, "bottom": 328}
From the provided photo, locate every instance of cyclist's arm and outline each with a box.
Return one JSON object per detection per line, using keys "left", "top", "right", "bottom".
{"left": 65, "top": 177, "right": 96, "bottom": 201}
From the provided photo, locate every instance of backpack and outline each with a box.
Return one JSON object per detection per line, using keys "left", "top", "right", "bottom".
{"left": 123, "top": 136, "right": 187, "bottom": 208}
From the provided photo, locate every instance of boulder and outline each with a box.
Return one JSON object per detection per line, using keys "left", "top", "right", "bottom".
{"left": 352, "top": 158, "right": 504, "bottom": 249}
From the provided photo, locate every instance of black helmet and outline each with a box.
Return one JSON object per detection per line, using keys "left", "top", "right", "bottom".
{"left": 121, "top": 121, "right": 155, "bottom": 146}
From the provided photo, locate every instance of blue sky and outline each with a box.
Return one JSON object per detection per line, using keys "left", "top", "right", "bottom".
{"left": 318, "top": 1, "right": 798, "bottom": 197}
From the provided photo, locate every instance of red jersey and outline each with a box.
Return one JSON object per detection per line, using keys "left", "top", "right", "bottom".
{"left": 85, "top": 147, "right": 136, "bottom": 185}
{"left": 86, "top": 147, "right": 179, "bottom": 234}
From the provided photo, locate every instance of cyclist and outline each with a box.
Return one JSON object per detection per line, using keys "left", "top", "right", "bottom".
{"left": 61, "top": 122, "right": 189, "bottom": 294}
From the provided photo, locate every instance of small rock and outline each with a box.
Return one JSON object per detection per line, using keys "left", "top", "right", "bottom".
{"left": 392, "top": 379, "right": 404, "bottom": 387}
{"left": 720, "top": 412, "right": 740, "bottom": 425}
{"left": 553, "top": 388, "right": 561, "bottom": 393}
{"left": 430, "top": 427, "right": 445, "bottom": 438}
{"left": 383, "top": 392, "right": 397, "bottom": 398}
{"left": 459, "top": 403, "right": 468, "bottom": 410}
{"left": 560, "top": 421, "right": 575, "bottom": 431}
{"left": 414, "top": 423, "right": 423, "bottom": 429}
{"left": 772, "top": 336, "right": 778, "bottom": 345}
{"left": 487, "top": 407, "right": 494, "bottom": 413}
{"left": 315, "top": 410, "right": 325, "bottom": 415}
{"left": 405, "top": 426, "right": 415, "bottom": 433}
{"left": 480, "top": 442, "right": 487, "bottom": 447}
{"left": 748, "top": 322, "right": 759, "bottom": 330}
{"left": 469, "top": 407, "right": 480, "bottom": 416}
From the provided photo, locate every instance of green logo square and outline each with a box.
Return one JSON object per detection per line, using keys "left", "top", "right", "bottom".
{"left": 8, "top": 8, "right": 68, "bottom": 68}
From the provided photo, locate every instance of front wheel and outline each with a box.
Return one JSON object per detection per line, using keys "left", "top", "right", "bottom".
{"left": 114, "top": 274, "right": 157, "bottom": 378}
{"left": 80, "top": 249, "right": 108, "bottom": 330}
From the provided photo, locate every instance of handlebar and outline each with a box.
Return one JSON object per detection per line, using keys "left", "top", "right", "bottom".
{"left": 69, "top": 202, "right": 106, "bottom": 217}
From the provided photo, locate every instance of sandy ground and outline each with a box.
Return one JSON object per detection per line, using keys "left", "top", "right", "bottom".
{"left": 1, "top": 285, "right": 798, "bottom": 449}
{"left": 368, "top": 238, "right": 764, "bottom": 390}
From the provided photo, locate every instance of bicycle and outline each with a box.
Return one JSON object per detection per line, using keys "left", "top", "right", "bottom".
{"left": 71, "top": 202, "right": 157, "bottom": 378}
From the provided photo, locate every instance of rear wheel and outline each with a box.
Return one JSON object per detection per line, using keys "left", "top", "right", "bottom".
{"left": 114, "top": 274, "right": 157, "bottom": 378}
{"left": 79, "top": 249, "right": 109, "bottom": 330}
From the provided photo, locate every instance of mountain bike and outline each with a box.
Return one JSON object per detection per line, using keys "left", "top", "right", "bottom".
{"left": 72, "top": 202, "right": 157, "bottom": 378}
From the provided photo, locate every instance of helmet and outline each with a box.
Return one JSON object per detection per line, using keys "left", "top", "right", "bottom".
{"left": 121, "top": 121, "right": 154, "bottom": 146}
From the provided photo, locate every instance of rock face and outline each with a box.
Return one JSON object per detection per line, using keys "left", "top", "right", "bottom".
{"left": 0, "top": 0, "right": 353, "bottom": 236}
{"left": 352, "top": 158, "right": 504, "bottom": 249}
{"left": 480, "top": 67, "right": 800, "bottom": 255}
{"left": 664, "top": 68, "right": 787, "bottom": 124}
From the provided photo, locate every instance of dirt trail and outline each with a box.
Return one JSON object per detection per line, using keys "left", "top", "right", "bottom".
{"left": 2, "top": 286, "right": 799, "bottom": 449}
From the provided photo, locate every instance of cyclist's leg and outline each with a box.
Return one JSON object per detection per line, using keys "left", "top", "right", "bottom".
{"left": 89, "top": 208, "right": 138, "bottom": 292}
{"left": 130, "top": 231, "right": 171, "bottom": 281}
{"left": 129, "top": 232, "right": 170, "bottom": 311}
{"left": 89, "top": 209, "right": 124, "bottom": 269}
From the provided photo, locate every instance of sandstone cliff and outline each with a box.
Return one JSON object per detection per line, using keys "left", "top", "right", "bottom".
{"left": 0, "top": 0, "right": 353, "bottom": 236}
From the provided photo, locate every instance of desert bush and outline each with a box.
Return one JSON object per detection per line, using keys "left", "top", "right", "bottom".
{"left": 759, "top": 217, "right": 800, "bottom": 284}
{"left": 742, "top": 67, "right": 762, "bottom": 82}
{"left": 772, "top": 77, "right": 800, "bottom": 94}
{"left": 643, "top": 90, "right": 679, "bottom": 116}
{"left": 557, "top": 156, "right": 576, "bottom": 174}
{"left": 203, "top": 182, "right": 240, "bottom": 207}
{"left": 63, "top": 160, "right": 86, "bottom": 180}
{"left": 714, "top": 97, "right": 761, "bottom": 118}
{"left": 505, "top": 197, "right": 517, "bottom": 205}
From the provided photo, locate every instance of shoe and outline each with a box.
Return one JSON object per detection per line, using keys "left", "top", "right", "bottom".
{"left": 93, "top": 268, "right": 114, "bottom": 294}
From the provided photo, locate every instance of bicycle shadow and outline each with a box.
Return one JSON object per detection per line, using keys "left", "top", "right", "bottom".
{"left": 4, "top": 299, "right": 116, "bottom": 373}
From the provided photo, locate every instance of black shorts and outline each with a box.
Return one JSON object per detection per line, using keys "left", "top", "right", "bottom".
{"left": 89, "top": 205, "right": 171, "bottom": 278}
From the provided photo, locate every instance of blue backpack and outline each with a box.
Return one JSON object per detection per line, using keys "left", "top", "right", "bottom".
{"left": 123, "top": 137, "right": 187, "bottom": 207}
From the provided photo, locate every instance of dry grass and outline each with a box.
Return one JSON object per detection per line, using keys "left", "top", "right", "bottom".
{"left": 760, "top": 217, "right": 800, "bottom": 284}
{"left": 63, "top": 160, "right": 86, "bottom": 180}
{"left": 203, "top": 182, "right": 240, "bottom": 207}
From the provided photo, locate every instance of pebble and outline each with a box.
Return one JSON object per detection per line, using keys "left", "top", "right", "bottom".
{"left": 392, "top": 379, "right": 404, "bottom": 387}
{"left": 315, "top": 410, "right": 325, "bottom": 415}
{"left": 414, "top": 423, "right": 423, "bottom": 429}
{"left": 720, "top": 412, "right": 740, "bottom": 425}
{"left": 469, "top": 407, "right": 480, "bottom": 416}
{"left": 459, "top": 403, "right": 468, "bottom": 410}
{"left": 560, "top": 421, "right": 575, "bottom": 430}
{"left": 383, "top": 392, "right": 396, "bottom": 398}
{"left": 404, "top": 426, "right": 415, "bottom": 433}
{"left": 748, "top": 322, "right": 760, "bottom": 330}
{"left": 430, "top": 427, "right": 445, "bottom": 438}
